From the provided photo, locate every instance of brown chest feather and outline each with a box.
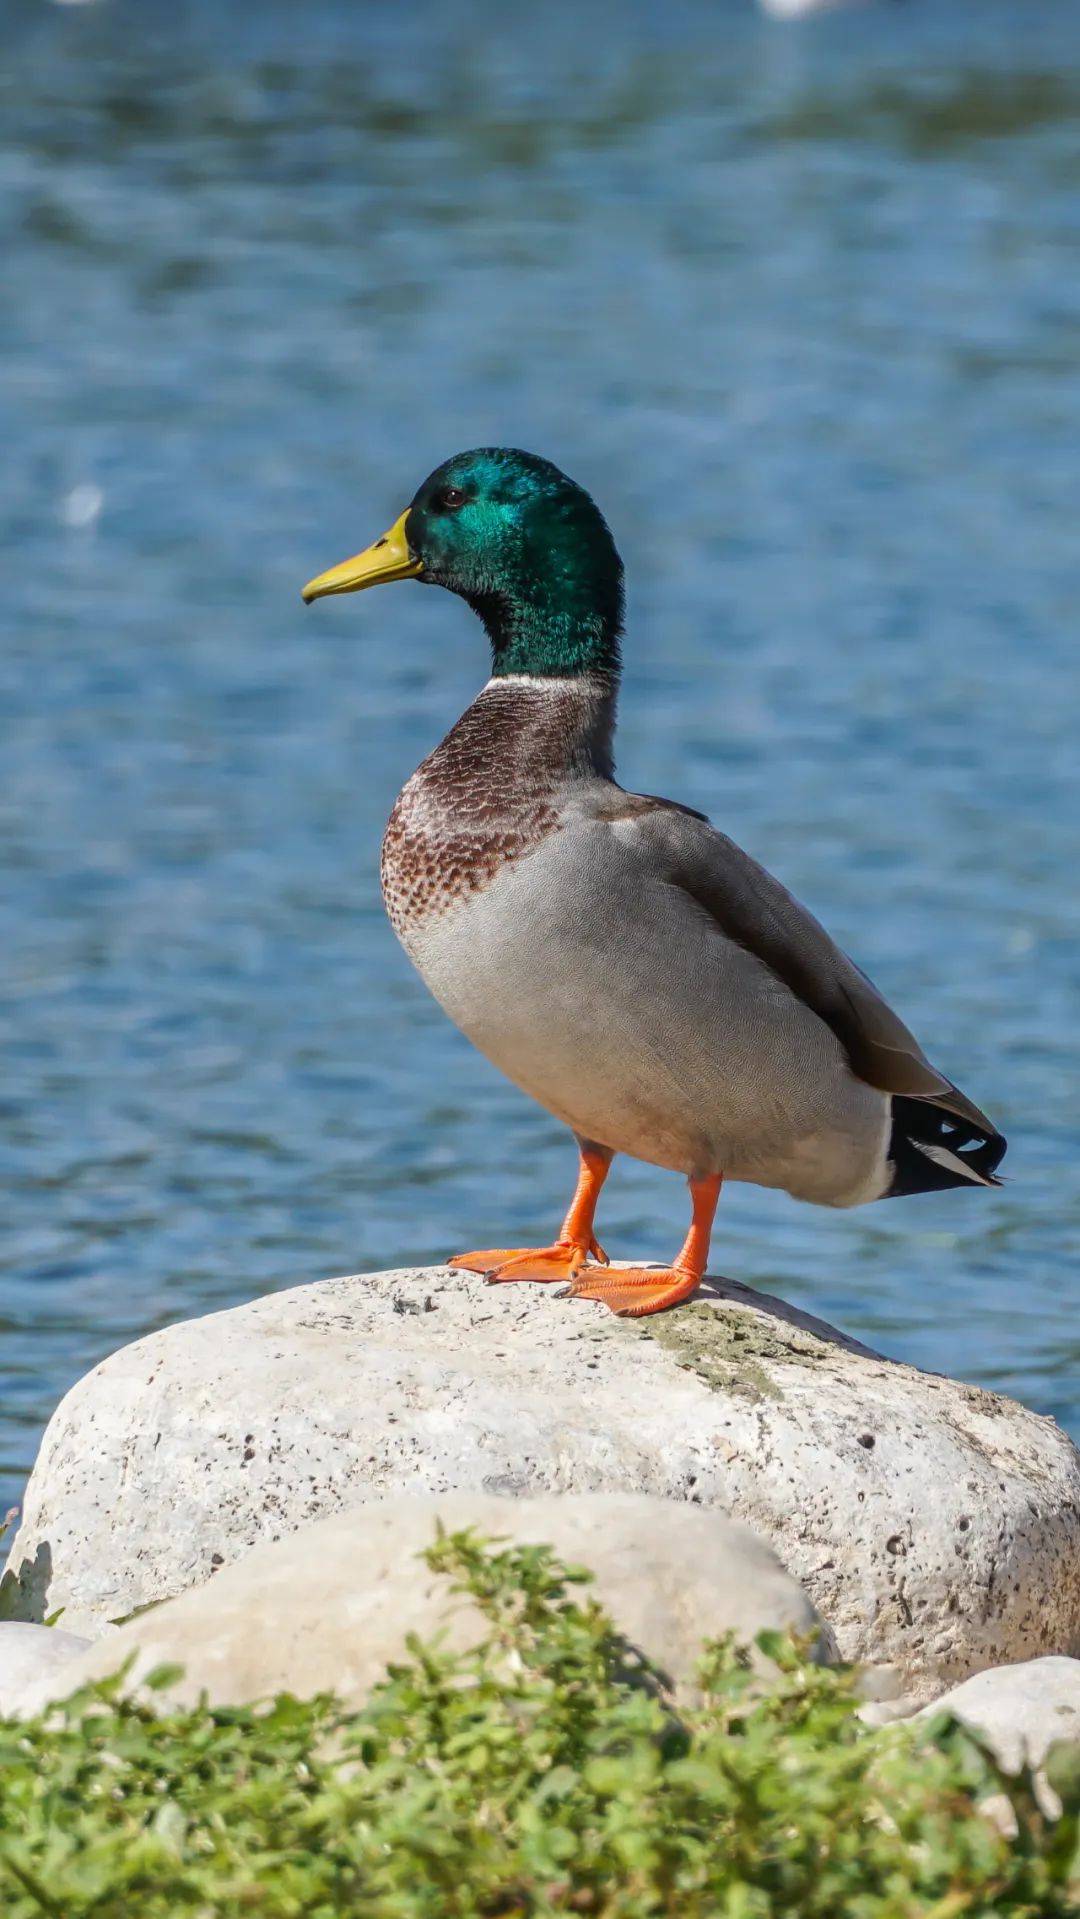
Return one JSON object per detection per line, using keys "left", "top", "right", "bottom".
{"left": 380, "top": 682, "right": 578, "bottom": 941}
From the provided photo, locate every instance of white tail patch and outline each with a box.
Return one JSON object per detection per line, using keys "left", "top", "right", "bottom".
{"left": 912, "top": 1139, "right": 994, "bottom": 1187}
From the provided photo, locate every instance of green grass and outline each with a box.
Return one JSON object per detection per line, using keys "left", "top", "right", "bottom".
{"left": 1, "top": 1529, "right": 1079, "bottom": 1916}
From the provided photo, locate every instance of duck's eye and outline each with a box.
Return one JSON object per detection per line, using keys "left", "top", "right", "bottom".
{"left": 439, "top": 486, "right": 466, "bottom": 510}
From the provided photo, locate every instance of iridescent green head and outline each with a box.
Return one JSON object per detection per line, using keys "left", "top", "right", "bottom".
{"left": 303, "top": 448, "right": 624, "bottom": 680}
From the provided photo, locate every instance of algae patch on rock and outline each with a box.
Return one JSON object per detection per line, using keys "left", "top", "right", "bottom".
{"left": 637, "top": 1302, "right": 837, "bottom": 1401}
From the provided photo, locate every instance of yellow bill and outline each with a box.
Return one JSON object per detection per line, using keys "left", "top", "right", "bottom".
{"left": 302, "top": 509, "right": 422, "bottom": 603}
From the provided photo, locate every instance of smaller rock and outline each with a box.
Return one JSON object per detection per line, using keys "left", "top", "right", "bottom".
{"left": 858, "top": 1697, "right": 918, "bottom": 1730}
{"left": 856, "top": 1664, "right": 918, "bottom": 1729}
{"left": 0, "top": 1623, "right": 91, "bottom": 1716}
{"left": 916, "top": 1656, "right": 1080, "bottom": 1817}
{"left": 859, "top": 1704, "right": 916, "bottom": 1734}
{"left": 917, "top": 1657, "right": 1080, "bottom": 1772}
{"left": 9, "top": 1493, "right": 832, "bottom": 1718}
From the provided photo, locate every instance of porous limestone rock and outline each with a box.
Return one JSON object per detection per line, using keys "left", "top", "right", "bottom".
{"left": 7, "top": 1492, "right": 829, "bottom": 1717}
{"left": 0, "top": 1622, "right": 91, "bottom": 1716}
{"left": 4, "top": 1266, "right": 1080, "bottom": 1700}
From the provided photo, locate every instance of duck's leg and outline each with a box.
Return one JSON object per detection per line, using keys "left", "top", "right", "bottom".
{"left": 447, "top": 1144, "right": 611, "bottom": 1284}
{"left": 564, "top": 1172, "right": 723, "bottom": 1318}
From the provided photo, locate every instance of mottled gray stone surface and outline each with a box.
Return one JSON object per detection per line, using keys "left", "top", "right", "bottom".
{"left": 5, "top": 1265, "right": 1080, "bottom": 1699}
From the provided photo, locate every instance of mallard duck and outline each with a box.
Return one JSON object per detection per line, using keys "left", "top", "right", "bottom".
{"left": 303, "top": 448, "right": 1005, "bottom": 1318}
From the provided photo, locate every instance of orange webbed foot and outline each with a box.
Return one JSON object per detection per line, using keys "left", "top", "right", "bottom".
{"left": 562, "top": 1264, "right": 702, "bottom": 1318}
{"left": 448, "top": 1237, "right": 608, "bottom": 1285}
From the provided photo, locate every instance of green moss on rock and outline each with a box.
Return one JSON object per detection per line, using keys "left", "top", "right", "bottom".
{"left": 637, "top": 1303, "right": 838, "bottom": 1402}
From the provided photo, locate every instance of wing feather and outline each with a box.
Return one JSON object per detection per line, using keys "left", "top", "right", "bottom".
{"left": 595, "top": 792, "right": 995, "bottom": 1134}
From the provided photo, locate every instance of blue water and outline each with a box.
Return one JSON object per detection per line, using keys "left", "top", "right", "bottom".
{"left": 2, "top": 0, "right": 1079, "bottom": 1512}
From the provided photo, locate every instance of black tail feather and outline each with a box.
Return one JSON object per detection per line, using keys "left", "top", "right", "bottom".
{"left": 887, "top": 1095, "right": 1007, "bottom": 1198}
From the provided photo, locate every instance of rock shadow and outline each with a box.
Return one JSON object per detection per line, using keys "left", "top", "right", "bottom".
{"left": 0, "top": 1537, "right": 53, "bottom": 1625}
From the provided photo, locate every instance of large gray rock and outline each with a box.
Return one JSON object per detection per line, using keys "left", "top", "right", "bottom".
{"left": 0, "top": 1622, "right": 91, "bottom": 1716}
{"left": 4, "top": 1266, "right": 1080, "bottom": 1700}
{"left": 7, "top": 1492, "right": 829, "bottom": 1718}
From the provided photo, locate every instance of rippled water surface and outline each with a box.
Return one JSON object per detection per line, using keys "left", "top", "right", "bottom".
{"left": 2, "top": 0, "right": 1079, "bottom": 1509}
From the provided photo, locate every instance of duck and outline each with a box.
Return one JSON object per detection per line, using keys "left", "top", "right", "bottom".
{"left": 303, "top": 448, "right": 1006, "bottom": 1319}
